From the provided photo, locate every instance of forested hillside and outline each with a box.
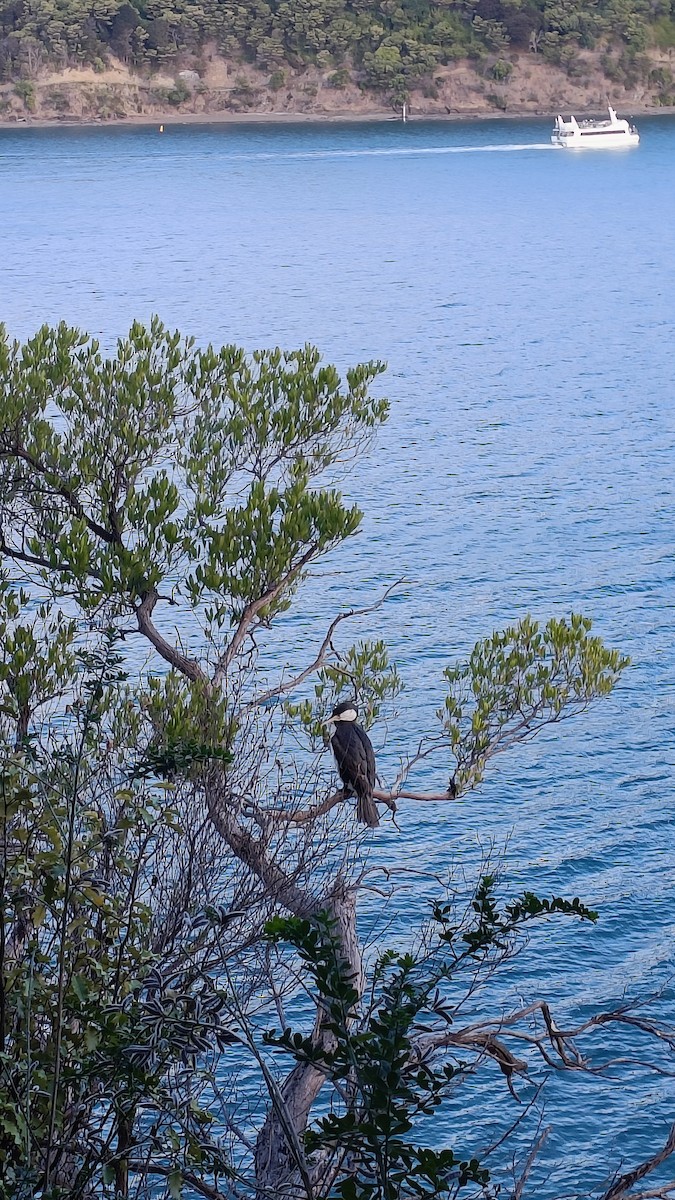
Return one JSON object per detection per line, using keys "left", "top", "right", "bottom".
{"left": 1, "top": 0, "right": 675, "bottom": 101}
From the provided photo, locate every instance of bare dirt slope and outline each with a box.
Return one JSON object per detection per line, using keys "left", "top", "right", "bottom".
{"left": 1, "top": 45, "right": 674, "bottom": 124}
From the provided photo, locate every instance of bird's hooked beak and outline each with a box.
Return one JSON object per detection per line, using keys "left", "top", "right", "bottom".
{"left": 323, "top": 716, "right": 336, "bottom": 728}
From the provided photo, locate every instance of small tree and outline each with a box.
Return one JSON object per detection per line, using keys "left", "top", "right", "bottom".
{"left": 1, "top": 320, "right": 673, "bottom": 1199}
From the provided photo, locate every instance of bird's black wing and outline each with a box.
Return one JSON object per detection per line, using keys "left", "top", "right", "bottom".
{"left": 331, "top": 722, "right": 378, "bottom": 827}
{"left": 351, "top": 723, "right": 376, "bottom": 797}
{"left": 331, "top": 722, "right": 374, "bottom": 798}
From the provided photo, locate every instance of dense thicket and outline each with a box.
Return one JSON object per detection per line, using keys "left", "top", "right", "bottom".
{"left": 1, "top": 0, "right": 675, "bottom": 94}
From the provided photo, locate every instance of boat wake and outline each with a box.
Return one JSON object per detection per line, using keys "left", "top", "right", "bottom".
{"left": 226, "top": 142, "right": 556, "bottom": 162}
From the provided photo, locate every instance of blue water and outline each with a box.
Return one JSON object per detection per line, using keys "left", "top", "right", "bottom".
{"left": 2, "top": 115, "right": 675, "bottom": 1194}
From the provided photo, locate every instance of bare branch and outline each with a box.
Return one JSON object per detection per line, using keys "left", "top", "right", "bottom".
{"left": 403, "top": 991, "right": 675, "bottom": 1146}
{"left": 373, "top": 786, "right": 454, "bottom": 803}
{"left": 212, "top": 543, "right": 320, "bottom": 687}
{"left": 481, "top": 1082, "right": 547, "bottom": 1162}
{"left": 249, "top": 580, "right": 404, "bottom": 707}
{"left": 204, "top": 774, "right": 318, "bottom": 920}
{"left": 266, "top": 788, "right": 346, "bottom": 825}
{"left": 513, "top": 1125, "right": 552, "bottom": 1200}
{"left": 264, "top": 788, "right": 399, "bottom": 825}
{"left": 135, "top": 589, "right": 206, "bottom": 683}
{"left": 389, "top": 736, "right": 450, "bottom": 792}
{"left": 601, "top": 1125, "right": 675, "bottom": 1199}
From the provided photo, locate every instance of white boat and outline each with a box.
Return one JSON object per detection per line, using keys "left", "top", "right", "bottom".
{"left": 551, "top": 105, "right": 639, "bottom": 149}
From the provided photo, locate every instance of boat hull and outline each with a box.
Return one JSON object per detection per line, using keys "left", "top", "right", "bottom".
{"left": 551, "top": 131, "right": 640, "bottom": 149}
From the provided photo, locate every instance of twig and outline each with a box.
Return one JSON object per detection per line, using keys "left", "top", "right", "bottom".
{"left": 126, "top": 1161, "right": 225, "bottom": 1198}
{"left": 602, "top": 1124, "right": 675, "bottom": 1199}
{"left": 513, "top": 1125, "right": 552, "bottom": 1199}
{"left": 249, "top": 579, "right": 404, "bottom": 707}
{"left": 212, "top": 543, "right": 319, "bottom": 686}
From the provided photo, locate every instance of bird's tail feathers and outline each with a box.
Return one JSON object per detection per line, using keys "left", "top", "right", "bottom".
{"left": 357, "top": 794, "right": 379, "bottom": 828}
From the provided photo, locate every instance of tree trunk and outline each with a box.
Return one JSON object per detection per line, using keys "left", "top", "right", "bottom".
{"left": 254, "top": 880, "right": 363, "bottom": 1198}
{"left": 203, "top": 772, "right": 365, "bottom": 1197}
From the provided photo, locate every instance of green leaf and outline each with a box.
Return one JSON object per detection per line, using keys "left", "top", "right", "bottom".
{"left": 168, "top": 1168, "right": 182, "bottom": 1198}
{"left": 72, "top": 975, "right": 89, "bottom": 1002}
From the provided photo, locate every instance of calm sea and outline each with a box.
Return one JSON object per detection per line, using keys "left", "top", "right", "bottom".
{"left": 2, "top": 114, "right": 675, "bottom": 1194}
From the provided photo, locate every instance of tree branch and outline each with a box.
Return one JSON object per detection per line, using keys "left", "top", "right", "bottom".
{"left": 254, "top": 879, "right": 362, "bottom": 1197}
{"left": 248, "top": 580, "right": 404, "bottom": 707}
{"left": 204, "top": 774, "right": 317, "bottom": 920}
{"left": 372, "top": 786, "right": 455, "bottom": 803}
{"left": 411, "top": 999, "right": 675, "bottom": 1101}
{"left": 200, "top": 766, "right": 363, "bottom": 1197}
{"left": 266, "top": 788, "right": 347, "bottom": 824}
{"left": 0, "top": 531, "right": 103, "bottom": 581}
{"left": 264, "top": 788, "right": 399, "bottom": 825}
{"left": 388, "top": 736, "right": 450, "bottom": 792}
{"left": 601, "top": 1124, "right": 675, "bottom": 1199}
{"left": 135, "top": 590, "right": 206, "bottom": 684}
{"left": 0, "top": 444, "right": 120, "bottom": 545}
{"left": 126, "top": 1162, "right": 226, "bottom": 1199}
{"left": 212, "top": 543, "right": 320, "bottom": 686}
{"left": 611, "top": 1187, "right": 675, "bottom": 1200}
{"left": 513, "top": 1125, "right": 551, "bottom": 1200}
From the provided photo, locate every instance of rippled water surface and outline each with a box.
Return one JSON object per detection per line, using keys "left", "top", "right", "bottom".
{"left": 2, "top": 114, "right": 675, "bottom": 1193}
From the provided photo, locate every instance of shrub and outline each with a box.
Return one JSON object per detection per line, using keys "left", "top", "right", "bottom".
{"left": 167, "top": 77, "right": 190, "bottom": 105}
{"left": 486, "top": 90, "right": 508, "bottom": 109}
{"left": 328, "top": 66, "right": 351, "bottom": 87}
{"left": 14, "top": 79, "right": 36, "bottom": 111}
{"left": 489, "top": 57, "right": 513, "bottom": 81}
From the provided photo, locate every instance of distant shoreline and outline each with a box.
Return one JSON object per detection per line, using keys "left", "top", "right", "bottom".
{"left": 3, "top": 45, "right": 675, "bottom": 131}
{"left": 2, "top": 104, "right": 675, "bottom": 132}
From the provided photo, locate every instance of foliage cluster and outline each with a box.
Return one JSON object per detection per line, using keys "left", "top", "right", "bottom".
{"left": 0, "top": 637, "right": 241, "bottom": 1199}
{"left": 0, "top": 0, "right": 674, "bottom": 98}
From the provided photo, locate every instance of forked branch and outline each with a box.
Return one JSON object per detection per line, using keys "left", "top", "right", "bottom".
{"left": 0, "top": 441, "right": 121, "bottom": 545}
{"left": 135, "top": 589, "right": 206, "bottom": 684}
{"left": 212, "top": 543, "right": 320, "bottom": 687}
{"left": 249, "top": 579, "right": 404, "bottom": 707}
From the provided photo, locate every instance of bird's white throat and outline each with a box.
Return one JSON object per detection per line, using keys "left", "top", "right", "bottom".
{"left": 333, "top": 707, "right": 357, "bottom": 722}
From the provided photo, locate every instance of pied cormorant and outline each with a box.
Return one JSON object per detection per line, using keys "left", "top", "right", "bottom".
{"left": 324, "top": 700, "right": 378, "bottom": 827}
